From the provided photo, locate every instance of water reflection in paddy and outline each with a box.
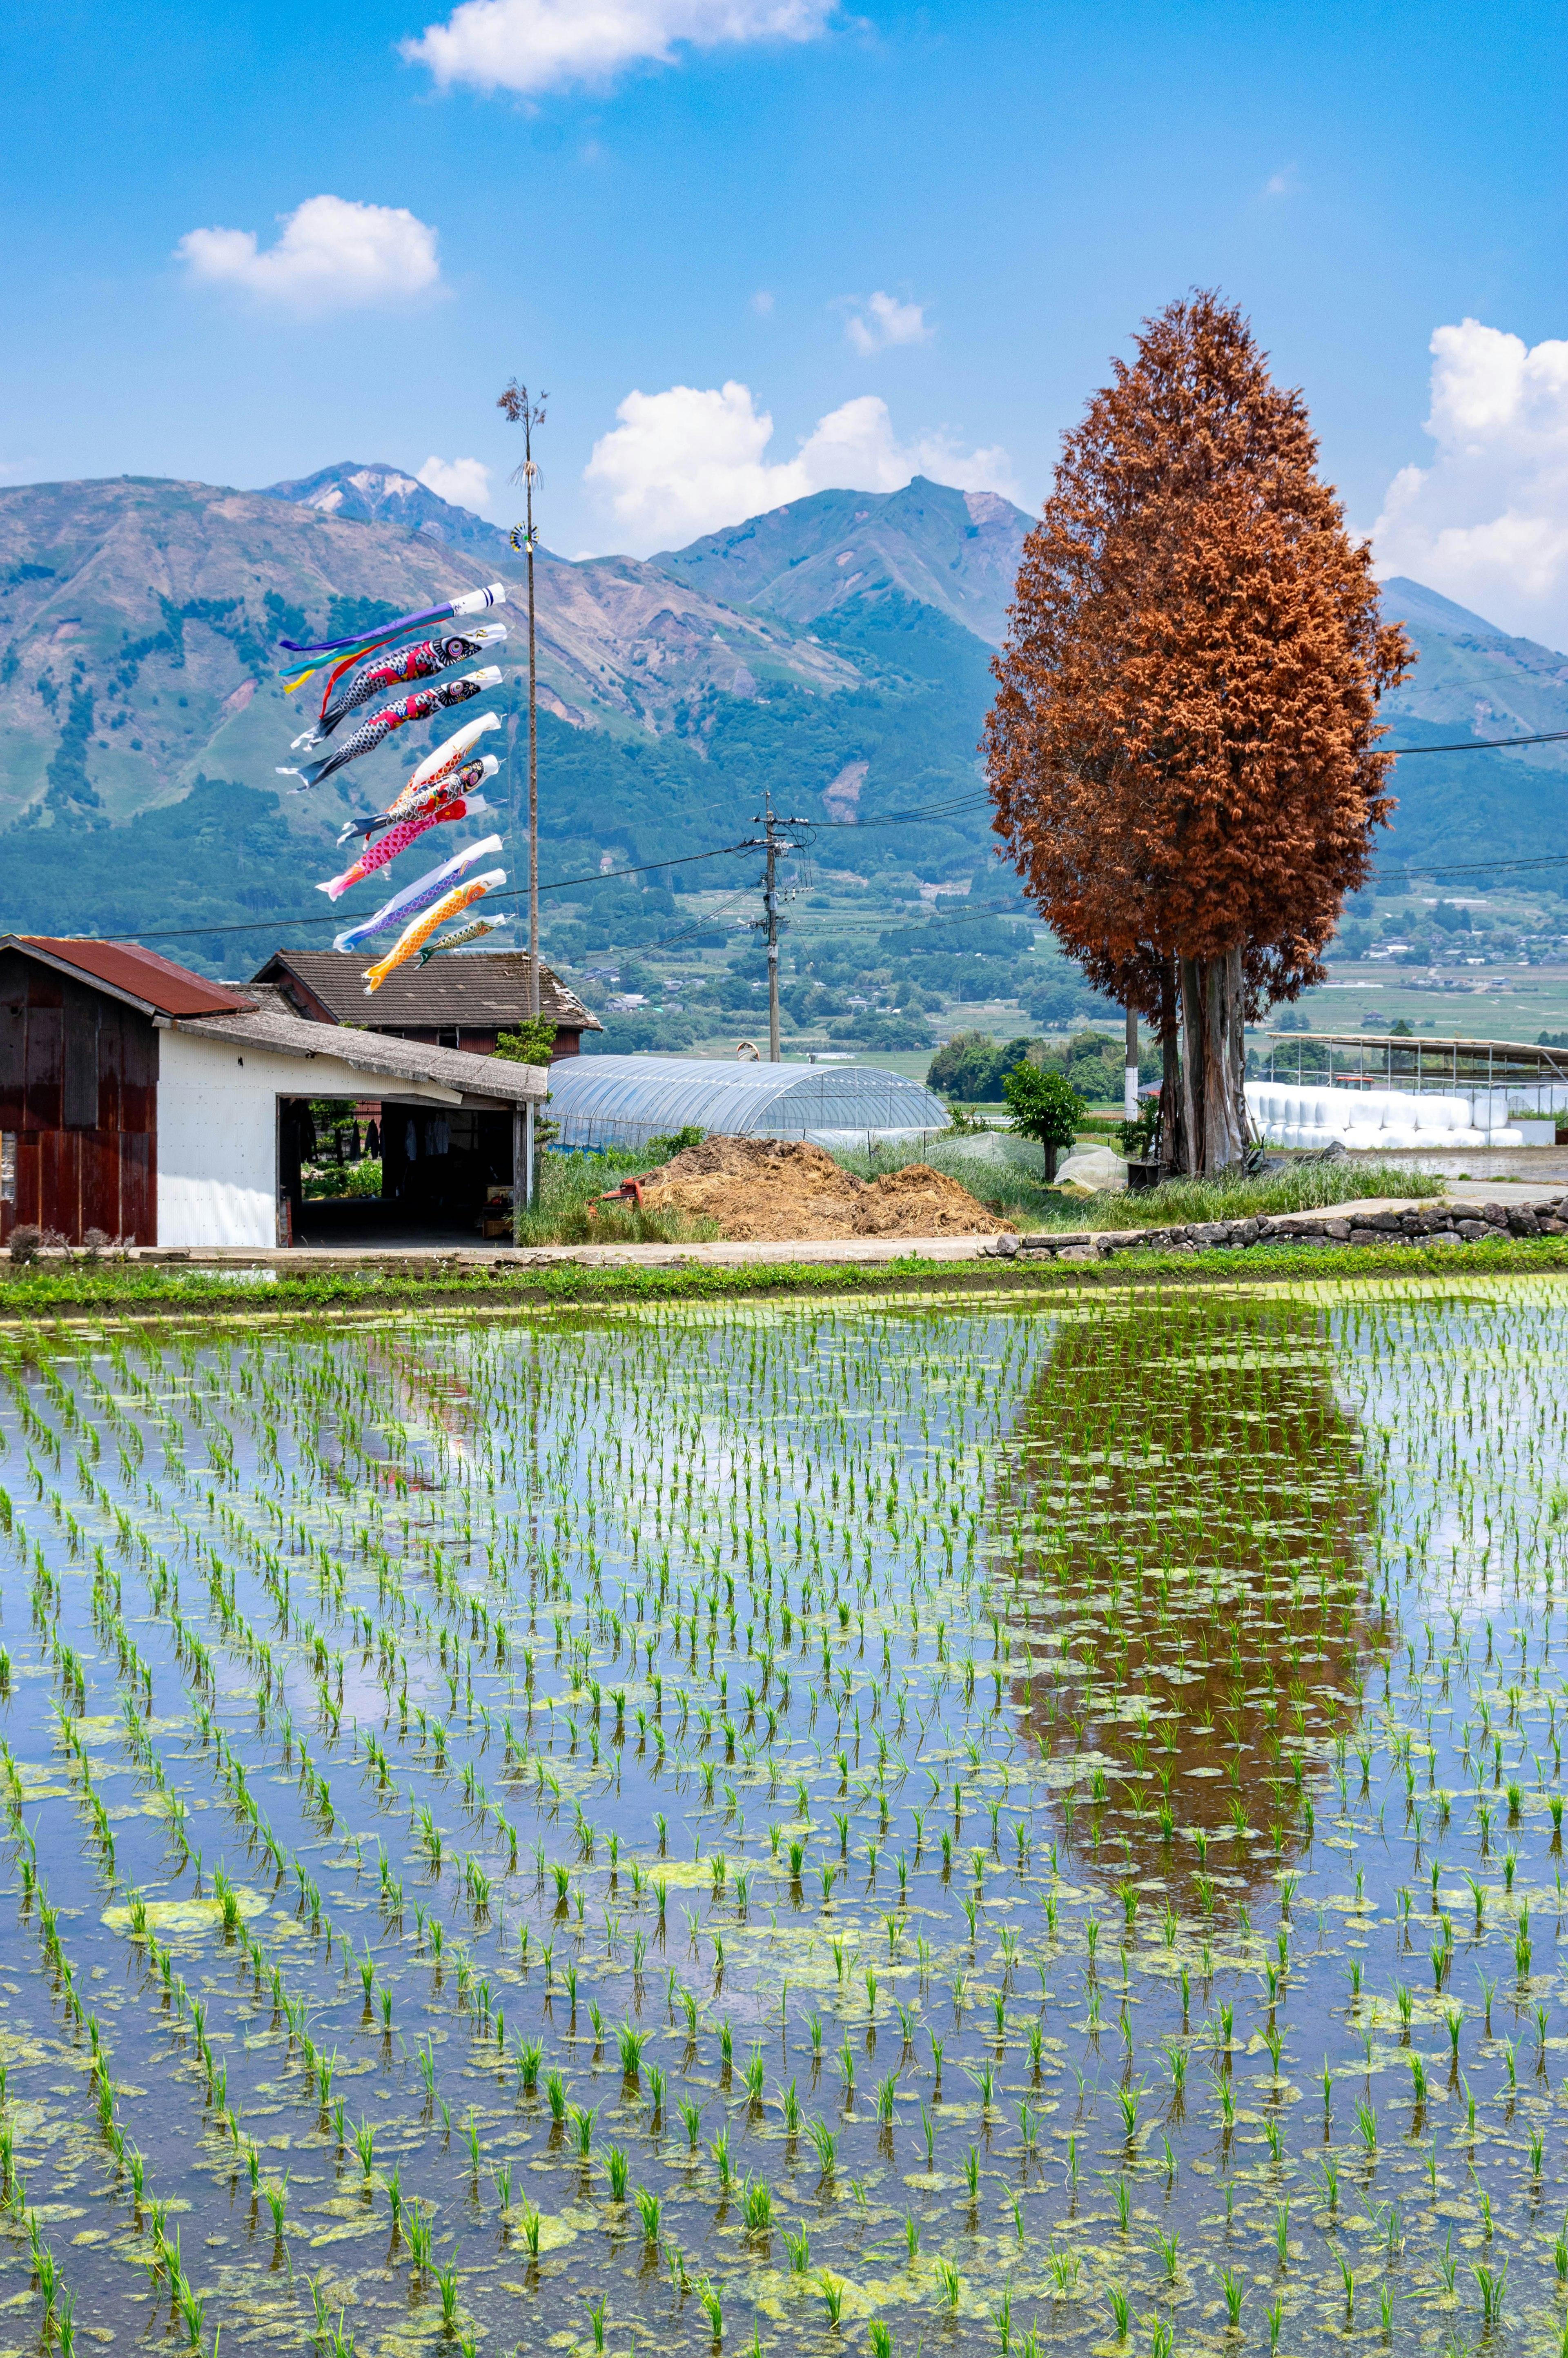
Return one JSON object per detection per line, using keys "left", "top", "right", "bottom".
{"left": 0, "top": 1278, "right": 1565, "bottom": 2358}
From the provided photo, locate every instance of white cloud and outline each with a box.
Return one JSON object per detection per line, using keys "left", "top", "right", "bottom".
{"left": 751, "top": 289, "right": 775, "bottom": 316}
{"left": 417, "top": 455, "right": 494, "bottom": 513}
{"left": 844, "top": 291, "right": 931, "bottom": 356}
{"left": 175, "top": 195, "right": 441, "bottom": 315}
{"left": 1373, "top": 318, "right": 1568, "bottom": 644}
{"left": 583, "top": 379, "right": 1015, "bottom": 550}
{"left": 403, "top": 0, "right": 835, "bottom": 96}
{"left": 1262, "top": 163, "right": 1299, "bottom": 198}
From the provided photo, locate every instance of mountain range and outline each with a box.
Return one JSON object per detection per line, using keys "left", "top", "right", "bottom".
{"left": 0, "top": 459, "right": 1564, "bottom": 963}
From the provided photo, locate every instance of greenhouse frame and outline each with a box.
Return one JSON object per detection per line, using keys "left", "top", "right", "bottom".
{"left": 541, "top": 1056, "right": 951, "bottom": 1153}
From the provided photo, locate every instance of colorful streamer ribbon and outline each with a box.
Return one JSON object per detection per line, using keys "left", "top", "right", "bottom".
{"left": 277, "top": 581, "right": 507, "bottom": 695}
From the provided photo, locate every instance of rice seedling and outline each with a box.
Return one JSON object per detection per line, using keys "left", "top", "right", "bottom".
{"left": 6, "top": 1271, "right": 1568, "bottom": 2356}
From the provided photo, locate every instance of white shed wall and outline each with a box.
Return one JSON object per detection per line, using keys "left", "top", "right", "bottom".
{"left": 156, "top": 1029, "right": 457, "bottom": 1248}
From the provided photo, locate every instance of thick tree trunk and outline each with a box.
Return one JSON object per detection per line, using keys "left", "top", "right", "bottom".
{"left": 1178, "top": 948, "right": 1248, "bottom": 1172}
{"left": 1158, "top": 956, "right": 1188, "bottom": 1178}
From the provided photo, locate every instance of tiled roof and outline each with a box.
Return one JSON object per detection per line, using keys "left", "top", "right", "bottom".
{"left": 252, "top": 949, "right": 600, "bottom": 1033}
{"left": 6, "top": 937, "right": 256, "bottom": 1018}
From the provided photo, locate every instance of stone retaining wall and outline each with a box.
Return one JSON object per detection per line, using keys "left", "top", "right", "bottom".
{"left": 989, "top": 1197, "right": 1568, "bottom": 1264}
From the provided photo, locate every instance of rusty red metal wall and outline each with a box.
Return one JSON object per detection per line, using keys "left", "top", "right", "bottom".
{"left": 0, "top": 949, "right": 158, "bottom": 1245}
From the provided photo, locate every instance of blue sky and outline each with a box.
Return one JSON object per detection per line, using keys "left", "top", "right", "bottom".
{"left": 4, "top": 0, "right": 1566, "bottom": 631}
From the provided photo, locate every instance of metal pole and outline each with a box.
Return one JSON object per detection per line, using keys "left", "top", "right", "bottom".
{"left": 1124, "top": 1004, "right": 1138, "bottom": 1122}
{"left": 526, "top": 442, "right": 539, "bottom": 1022}
{"left": 499, "top": 379, "right": 547, "bottom": 1025}
{"left": 525, "top": 1098, "right": 536, "bottom": 1207}
{"left": 765, "top": 793, "right": 780, "bottom": 1065}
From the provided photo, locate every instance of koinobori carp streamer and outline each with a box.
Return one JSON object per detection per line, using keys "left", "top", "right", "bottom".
{"left": 363, "top": 872, "right": 504, "bottom": 994}
{"left": 277, "top": 581, "right": 507, "bottom": 695}
{"left": 336, "top": 749, "right": 499, "bottom": 846}
{"left": 417, "top": 913, "right": 510, "bottom": 963}
{"left": 292, "top": 626, "right": 508, "bottom": 750}
{"left": 332, "top": 834, "right": 503, "bottom": 954}
{"left": 316, "top": 795, "right": 488, "bottom": 903}
{"left": 278, "top": 668, "right": 502, "bottom": 793}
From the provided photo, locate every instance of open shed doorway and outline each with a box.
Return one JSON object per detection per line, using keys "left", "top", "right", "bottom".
{"left": 279, "top": 1095, "right": 518, "bottom": 1248}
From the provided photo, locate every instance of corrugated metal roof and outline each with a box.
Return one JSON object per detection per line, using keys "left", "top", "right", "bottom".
{"left": 8, "top": 937, "right": 256, "bottom": 1018}
{"left": 172, "top": 987, "right": 547, "bottom": 1104}
{"left": 253, "top": 949, "right": 601, "bottom": 1033}
{"left": 543, "top": 1054, "right": 950, "bottom": 1149}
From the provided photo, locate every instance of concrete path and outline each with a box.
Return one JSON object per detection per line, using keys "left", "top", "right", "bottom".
{"left": 109, "top": 1192, "right": 1537, "bottom": 1277}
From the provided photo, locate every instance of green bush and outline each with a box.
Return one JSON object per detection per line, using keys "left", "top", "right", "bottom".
{"left": 928, "top": 1027, "right": 1143, "bottom": 1106}
{"left": 927, "top": 1031, "right": 1035, "bottom": 1101}
{"left": 493, "top": 1018, "right": 558, "bottom": 1067}
{"left": 1002, "top": 1064, "right": 1085, "bottom": 1181}
{"left": 303, "top": 1160, "right": 382, "bottom": 1200}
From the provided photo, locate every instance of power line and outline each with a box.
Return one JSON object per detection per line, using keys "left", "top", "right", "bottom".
{"left": 1386, "top": 728, "right": 1568, "bottom": 756}
{"left": 1370, "top": 852, "right": 1568, "bottom": 882}
{"left": 107, "top": 839, "right": 757, "bottom": 946}
{"left": 813, "top": 789, "right": 993, "bottom": 829}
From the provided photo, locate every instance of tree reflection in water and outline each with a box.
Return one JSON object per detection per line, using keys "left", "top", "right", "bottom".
{"left": 996, "top": 1289, "right": 1383, "bottom": 1913}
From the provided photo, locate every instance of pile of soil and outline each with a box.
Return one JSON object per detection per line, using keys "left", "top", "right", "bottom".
{"left": 637, "top": 1136, "right": 1013, "bottom": 1243}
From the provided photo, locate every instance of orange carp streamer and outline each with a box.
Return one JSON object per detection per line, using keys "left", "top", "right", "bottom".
{"left": 362, "top": 871, "right": 505, "bottom": 994}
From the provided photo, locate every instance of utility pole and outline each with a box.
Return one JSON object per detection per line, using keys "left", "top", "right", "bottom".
{"left": 743, "top": 791, "right": 805, "bottom": 1063}
{"left": 498, "top": 379, "right": 547, "bottom": 1019}
{"left": 1125, "top": 1002, "right": 1140, "bottom": 1122}
{"left": 764, "top": 796, "right": 782, "bottom": 1063}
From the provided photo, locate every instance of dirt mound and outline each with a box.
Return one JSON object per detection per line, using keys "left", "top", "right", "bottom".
{"left": 638, "top": 1136, "right": 1013, "bottom": 1243}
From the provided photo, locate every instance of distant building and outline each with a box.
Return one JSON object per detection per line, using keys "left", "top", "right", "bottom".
{"left": 0, "top": 937, "right": 545, "bottom": 1249}
{"left": 250, "top": 949, "right": 601, "bottom": 1058}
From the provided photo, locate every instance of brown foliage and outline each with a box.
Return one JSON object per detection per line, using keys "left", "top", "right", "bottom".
{"left": 985, "top": 292, "right": 1413, "bottom": 1009}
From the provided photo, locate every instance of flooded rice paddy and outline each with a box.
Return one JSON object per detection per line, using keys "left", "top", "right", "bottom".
{"left": 0, "top": 1278, "right": 1567, "bottom": 2358}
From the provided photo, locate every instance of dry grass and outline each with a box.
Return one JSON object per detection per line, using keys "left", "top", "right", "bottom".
{"left": 831, "top": 1141, "right": 1448, "bottom": 1231}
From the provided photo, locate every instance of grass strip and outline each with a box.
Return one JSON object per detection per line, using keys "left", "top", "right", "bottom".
{"left": 3, "top": 1231, "right": 1568, "bottom": 1323}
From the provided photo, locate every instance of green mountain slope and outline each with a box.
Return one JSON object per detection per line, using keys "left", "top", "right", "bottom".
{"left": 0, "top": 476, "right": 998, "bottom": 967}
{"left": 4, "top": 469, "right": 1566, "bottom": 975}
{"left": 650, "top": 478, "right": 1033, "bottom": 646}
{"left": 1371, "top": 577, "right": 1568, "bottom": 870}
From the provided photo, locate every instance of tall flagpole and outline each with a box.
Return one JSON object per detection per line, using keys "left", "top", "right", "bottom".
{"left": 499, "top": 379, "right": 548, "bottom": 1020}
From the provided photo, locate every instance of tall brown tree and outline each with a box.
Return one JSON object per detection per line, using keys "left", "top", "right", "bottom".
{"left": 985, "top": 293, "right": 1414, "bottom": 1171}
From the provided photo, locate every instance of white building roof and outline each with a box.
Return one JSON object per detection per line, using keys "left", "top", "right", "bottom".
{"left": 163, "top": 986, "right": 546, "bottom": 1107}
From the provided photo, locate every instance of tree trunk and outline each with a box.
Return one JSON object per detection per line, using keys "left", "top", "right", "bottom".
{"left": 1158, "top": 956, "right": 1188, "bottom": 1178}
{"left": 1043, "top": 1142, "right": 1060, "bottom": 1183}
{"left": 1178, "top": 947, "right": 1248, "bottom": 1172}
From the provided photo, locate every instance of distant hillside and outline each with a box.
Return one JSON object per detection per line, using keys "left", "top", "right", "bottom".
{"left": 650, "top": 478, "right": 1033, "bottom": 646}
{"left": 4, "top": 466, "right": 1568, "bottom": 971}
{"left": 0, "top": 476, "right": 998, "bottom": 964}
{"left": 1372, "top": 576, "right": 1568, "bottom": 872}
{"left": 0, "top": 473, "right": 861, "bottom": 830}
